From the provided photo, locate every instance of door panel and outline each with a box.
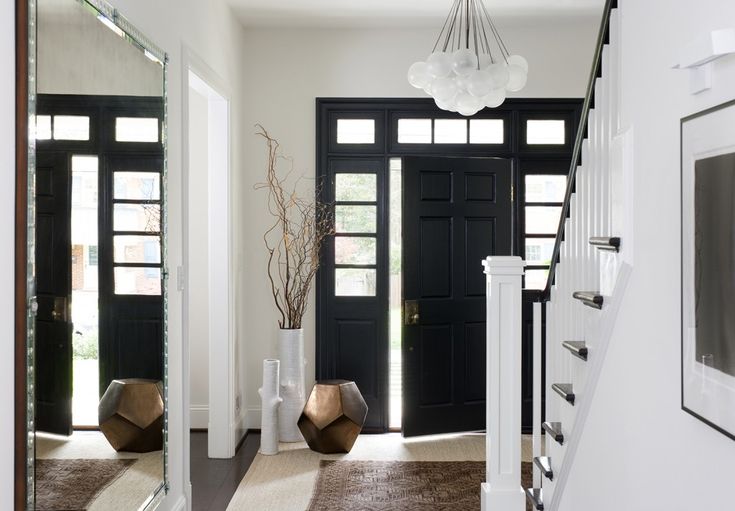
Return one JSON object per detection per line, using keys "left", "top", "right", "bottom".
{"left": 35, "top": 152, "right": 73, "bottom": 436}
{"left": 402, "top": 156, "right": 512, "bottom": 437}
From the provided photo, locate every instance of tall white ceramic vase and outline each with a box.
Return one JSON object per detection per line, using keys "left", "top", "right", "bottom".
{"left": 278, "top": 329, "right": 306, "bottom": 442}
{"left": 258, "top": 359, "right": 282, "bottom": 455}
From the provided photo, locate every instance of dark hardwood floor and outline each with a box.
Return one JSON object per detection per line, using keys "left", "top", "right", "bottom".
{"left": 190, "top": 431, "right": 260, "bottom": 511}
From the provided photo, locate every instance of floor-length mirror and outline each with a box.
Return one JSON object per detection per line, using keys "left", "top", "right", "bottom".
{"left": 28, "top": 0, "right": 167, "bottom": 509}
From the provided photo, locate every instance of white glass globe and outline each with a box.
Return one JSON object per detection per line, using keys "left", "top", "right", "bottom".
{"left": 451, "top": 48, "right": 478, "bottom": 77}
{"left": 454, "top": 74, "right": 470, "bottom": 92}
{"left": 482, "top": 87, "right": 507, "bottom": 108}
{"left": 435, "top": 96, "right": 457, "bottom": 112}
{"left": 431, "top": 77, "right": 459, "bottom": 102}
{"left": 467, "top": 70, "right": 495, "bottom": 98}
{"left": 478, "top": 53, "right": 493, "bottom": 70}
{"left": 506, "top": 64, "right": 528, "bottom": 92}
{"left": 423, "top": 79, "right": 434, "bottom": 95}
{"left": 487, "top": 62, "right": 510, "bottom": 89}
{"left": 458, "top": 105, "right": 482, "bottom": 117}
{"left": 407, "top": 61, "right": 431, "bottom": 89}
{"left": 456, "top": 92, "right": 482, "bottom": 116}
{"left": 507, "top": 54, "right": 529, "bottom": 73}
{"left": 426, "top": 51, "right": 453, "bottom": 78}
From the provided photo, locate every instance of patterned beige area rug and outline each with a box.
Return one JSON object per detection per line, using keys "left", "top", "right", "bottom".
{"left": 307, "top": 460, "right": 532, "bottom": 511}
{"left": 35, "top": 458, "right": 136, "bottom": 511}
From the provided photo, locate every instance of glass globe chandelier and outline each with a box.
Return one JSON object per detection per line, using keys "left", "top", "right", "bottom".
{"left": 407, "top": 0, "right": 529, "bottom": 116}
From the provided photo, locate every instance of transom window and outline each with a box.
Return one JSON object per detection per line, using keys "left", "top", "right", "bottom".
{"left": 396, "top": 117, "right": 504, "bottom": 145}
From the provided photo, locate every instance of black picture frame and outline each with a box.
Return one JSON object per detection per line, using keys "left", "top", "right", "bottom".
{"left": 680, "top": 98, "right": 735, "bottom": 442}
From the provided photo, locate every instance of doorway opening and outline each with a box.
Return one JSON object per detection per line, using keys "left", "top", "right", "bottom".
{"left": 317, "top": 99, "right": 581, "bottom": 435}
{"left": 36, "top": 95, "right": 165, "bottom": 435}
{"left": 71, "top": 155, "right": 100, "bottom": 427}
{"left": 185, "top": 65, "right": 235, "bottom": 459}
{"left": 388, "top": 158, "right": 402, "bottom": 429}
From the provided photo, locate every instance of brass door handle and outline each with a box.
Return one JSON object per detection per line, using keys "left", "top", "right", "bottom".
{"left": 404, "top": 300, "right": 420, "bottom": 325}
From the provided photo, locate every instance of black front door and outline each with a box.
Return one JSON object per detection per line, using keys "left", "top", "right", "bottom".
{"left": 35, "top": 151, "right": 74, "bottom": 436}
{"left": 402, "top": 156, "right": 512, "bottom": 436}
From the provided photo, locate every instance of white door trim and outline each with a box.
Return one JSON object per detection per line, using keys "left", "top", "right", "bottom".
{"left": 181, "top": 45, "right": 236, "bottom": 473}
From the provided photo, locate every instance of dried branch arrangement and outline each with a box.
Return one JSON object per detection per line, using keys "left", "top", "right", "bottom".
{"left": 255, "top": 125, "right": 334, "bottom": 329}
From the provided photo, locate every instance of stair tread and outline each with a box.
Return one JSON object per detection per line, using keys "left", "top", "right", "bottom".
{"left": 551, "top": 383, "right": 576, "bottom": 405}
{"left": 533, "top": 456, "right": 553, "bottom": 480}
{"left": 562, "top": 340, "right": 588, "bottom": 361}
{"left": 525, "top": 488, "right": 544, "bottom": 510}
{"left": 589, "top": 236, "right": 620, "bottom": 252}
{"left": 542, "top": 421, "right": 564, "bottom": 445}
{"left": 572, "top": 291, "right": 604, "bottom": 309}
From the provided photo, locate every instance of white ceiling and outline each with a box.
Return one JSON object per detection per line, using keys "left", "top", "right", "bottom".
{"left": 228, "top": 0, "right": 605, "bottom": 28}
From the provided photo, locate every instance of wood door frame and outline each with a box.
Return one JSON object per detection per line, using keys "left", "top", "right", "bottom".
{"left": 315, "top": 98, "right": 583, "bottom": 434}
{"left": 15, "top": 0, "right": 29, "bottom": 507}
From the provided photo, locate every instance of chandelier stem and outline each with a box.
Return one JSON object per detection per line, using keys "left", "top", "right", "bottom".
{"left": 432, "top": 0, "right": 460, "bottom": 53}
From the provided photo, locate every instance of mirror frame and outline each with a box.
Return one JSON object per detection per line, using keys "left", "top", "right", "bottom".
{"left": 14, "top": 0, "right": 169, "bottom": 508}
{"left": 15, "top": 0, "right": 30, "bottom": 508}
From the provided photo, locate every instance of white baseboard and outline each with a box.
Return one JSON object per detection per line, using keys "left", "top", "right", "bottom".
{"left": 190, "top": 405, "right": 209, "bottom": 430}
{"left": 184, "top": 482, "right": 192, "bottom": 511}
{"left": 235, "top": 409, "right": 247, "bottom": 445}
{"left": 245, "top": 406, "right": 261, "bottom": 430}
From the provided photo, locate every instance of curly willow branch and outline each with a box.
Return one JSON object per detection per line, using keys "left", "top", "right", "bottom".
{"left": 255, "top": 125, "right": 334, "bottom": 329}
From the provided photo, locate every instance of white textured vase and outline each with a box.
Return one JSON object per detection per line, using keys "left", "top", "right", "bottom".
{"left": 277, "top": 329, "right": 306, "bottom": 442}
{"left": 258, "top": 359, "right": 282, "bottom": 455}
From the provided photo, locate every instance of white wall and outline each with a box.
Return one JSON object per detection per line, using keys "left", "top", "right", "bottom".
{"left": 38, "top": 0, "right": 162, "bottom": 96}
{"left": 558, "top": 1, "right": 735, "bottom": 510}
{"left": 238, "top": 20, "right": 599, "bottom": 427}
{"left": 0, "top": 1, "right": 16, "bottom": 506}
{"left": 187, "top": 86, "right": 210, "bottom": 430}
{"left": 0, "top": 0, "right": 249, "bottom": 509}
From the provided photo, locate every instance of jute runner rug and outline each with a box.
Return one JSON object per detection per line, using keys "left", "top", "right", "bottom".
{"left": 35, "top": 458, "right": 136, "bottom": 511}
{"left": 307, "top": 460, "right": 533, "bottom": 511}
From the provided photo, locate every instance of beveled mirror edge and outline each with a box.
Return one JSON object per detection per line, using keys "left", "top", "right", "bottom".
{"left": 15, "top": 0, "right": 170, "bottom": 508}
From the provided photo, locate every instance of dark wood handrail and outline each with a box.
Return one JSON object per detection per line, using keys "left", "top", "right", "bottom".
{"left": 539, "top": 0, "right": 618, "bottom": 302}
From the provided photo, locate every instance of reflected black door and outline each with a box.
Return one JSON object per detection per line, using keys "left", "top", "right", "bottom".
{"left": 35, "top": 151, "right": 74, "bottom": 436}
{"left": 402, "top": 156, "right": 512, "bottom": 437}
{"left": 98, "top": 154, "right": 164, "bottom": 396}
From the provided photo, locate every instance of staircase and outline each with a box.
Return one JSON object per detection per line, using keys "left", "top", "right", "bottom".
{"left": 524, "top": 1, "right": 628, "bottom": 509}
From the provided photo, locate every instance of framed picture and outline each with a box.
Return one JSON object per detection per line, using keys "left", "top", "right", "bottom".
{"left": 681, "top": 99, "right": 735, "bottom": 441}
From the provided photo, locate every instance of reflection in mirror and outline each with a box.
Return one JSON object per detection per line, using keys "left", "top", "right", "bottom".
{"left": 31, "top": 0, "right": 167, "bottom": 509}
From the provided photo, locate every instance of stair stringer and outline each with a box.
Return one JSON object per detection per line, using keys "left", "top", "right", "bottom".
{"left": 547, "top": 262, "right": 632, "bottom": 511}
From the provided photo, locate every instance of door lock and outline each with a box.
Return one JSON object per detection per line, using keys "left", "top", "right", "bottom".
{"left": 52, "top": 296, "right": 68, "bottom": 322}
{"left": 404, "top": 300, "right": 420, "bottom": 325}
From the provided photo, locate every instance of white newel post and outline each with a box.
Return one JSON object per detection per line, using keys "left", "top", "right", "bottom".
{"left": 481, "top": 256, "right": 525, "bottom": 511}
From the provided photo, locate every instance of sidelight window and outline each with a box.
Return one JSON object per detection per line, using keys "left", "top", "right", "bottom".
{"left": 334, "top": 171, "right": 378, "bottom": 296}
{"left": 112, "top": 168, "right": 163, "bottom": 295}
{"left": 523, "top": 174, "right": 566, "bottom": 289}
